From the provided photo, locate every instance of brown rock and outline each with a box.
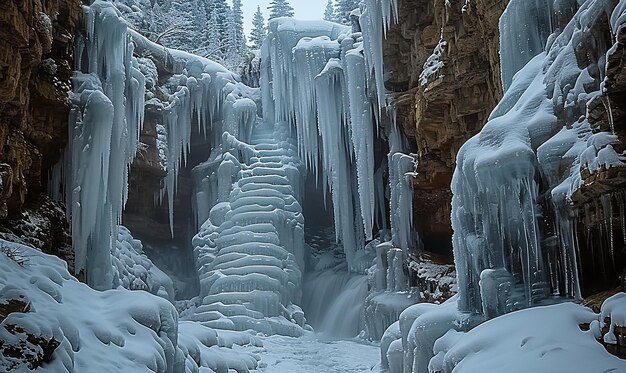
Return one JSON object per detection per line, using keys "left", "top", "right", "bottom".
{"left": 384, "top": 0, "right": 508, "bottom": 253}
{"left": 0, "top": 0, "right": 80, "bottom": 223}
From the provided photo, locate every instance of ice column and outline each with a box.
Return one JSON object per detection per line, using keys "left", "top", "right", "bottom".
{"left": 59, "top": 1, "right": 145, "bottom": 289}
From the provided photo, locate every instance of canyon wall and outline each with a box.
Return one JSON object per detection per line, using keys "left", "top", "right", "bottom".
{"left": 384, "top": 0, "right": 509, "bottom": 256}
{"left": 0, "top": 0, "right": 80, "bottom": 258}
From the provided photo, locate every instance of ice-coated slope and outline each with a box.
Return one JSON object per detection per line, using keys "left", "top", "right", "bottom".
{"left": 189, "top": 121, "right": 307, "bottom": 336}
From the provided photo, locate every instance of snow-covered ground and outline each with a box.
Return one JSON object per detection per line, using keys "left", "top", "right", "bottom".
{"left": 253, "top": 334, "right": 380, "bottom": 373}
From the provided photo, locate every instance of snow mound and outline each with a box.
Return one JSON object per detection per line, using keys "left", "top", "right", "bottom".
{"left": 0, "top": 239, "right": 260, "bottom": 372}
{"left": 432, "top": 302, "right": 626, "bottom": 373}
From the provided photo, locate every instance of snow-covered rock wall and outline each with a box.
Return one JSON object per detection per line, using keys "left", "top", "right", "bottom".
{"left": 453, "top": 0, "right": 626, "bottom": 316}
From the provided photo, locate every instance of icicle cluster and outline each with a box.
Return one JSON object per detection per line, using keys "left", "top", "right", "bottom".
{"left": 261, "top": 10, "right": 412, "bottom": 270}
{"left": 453, "top": 0, "right": 626, "bottom": 317}
{"left": 51, "top": 1, "right": 145, "bottom": 289}
{"left": 388, "top": 124, "right": 416, "bottom": 251}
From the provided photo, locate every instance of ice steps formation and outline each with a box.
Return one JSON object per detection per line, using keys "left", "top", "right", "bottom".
{"left": 189, "top": 120, "right": 307, "bottom": 337}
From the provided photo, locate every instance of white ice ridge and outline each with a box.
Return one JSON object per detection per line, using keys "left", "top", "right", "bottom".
{"left": 189, "top": 120, "right": 307, "bottom": 336}
{"left": 452, "top": 0, "right": 626, "bottom": 317}
{"left": 50, "top": 1, "right": 145, "bottom": 289}
{"left": 262, "top": 15, "right": 413, "bottom": 269}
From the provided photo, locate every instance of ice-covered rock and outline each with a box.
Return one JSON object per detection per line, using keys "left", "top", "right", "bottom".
{"left": 189, "top": 121, "right": 307, "bottom": 336}
{"left": 452, "top": 0, "right": 626, "bottom": 317}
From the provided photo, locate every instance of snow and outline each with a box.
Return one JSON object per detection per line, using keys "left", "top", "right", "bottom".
{"left": 431, "top": 302, "right": 626, "bottom": 373}
{"left": 254, "top": 334, "right": 381, "bottom": 373}
{"left": 0, "top": 239, "right": 261, "bottom": 373}
{"left": 600, "top": 292, "right": 626, "bottom": 345}
{"left": 419, "top": 39, "right": 446, "bottom": 87}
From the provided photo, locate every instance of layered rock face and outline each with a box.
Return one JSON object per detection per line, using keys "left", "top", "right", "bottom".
{"left": 0, "top": 0, "right": 80, "bottom": 257}
{"left": 0, "top": 0, "right": 80, "bottom": 216}
{"left": 384, "top": 0, "right": 508, "bottom": 255}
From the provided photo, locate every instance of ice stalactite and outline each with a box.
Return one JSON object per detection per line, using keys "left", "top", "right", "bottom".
{"left": 51, "top": 1, "right": 145, "bottom": 289}
{"left": 314, "top": 58, "right": 363, "bottom": 265}
{"left": 262, "top": 15, "right": 400, "bottom": 270}
{"left": 159, "top": 64, "right": 255, "bottom": 235}
{"left": 360, "top": 0, "right": 398, "bottom": 108}
{"left": 388, "top": 124, "right": 416, "bottom": 252}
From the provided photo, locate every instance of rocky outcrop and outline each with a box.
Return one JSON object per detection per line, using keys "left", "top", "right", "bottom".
{"left": 384, "top": 0, "right": 508, "bottom": 255}
{"left": 0, "top": 0, "right": 80, "bottom": 248}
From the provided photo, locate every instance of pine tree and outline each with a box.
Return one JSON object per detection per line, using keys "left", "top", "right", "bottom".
{"left": 324, "top": 0, "right": 336, "bottom": 22}
{"left": 335, "top": 0, "right": 360, "bottom": 25}
{"left": 250, "top": 6, "right": 266, "bottom": 49}
{"left": 268, "top": 0, "right": 294, "bottom": 20}
{"left": 224, "top": 0, "right": 247, "bottom": 69}
{"left": 205, "top": 0, "right": 229, "bottom": 45}
{"left": 205, "top": 6, "right": 223, "bottom": 61}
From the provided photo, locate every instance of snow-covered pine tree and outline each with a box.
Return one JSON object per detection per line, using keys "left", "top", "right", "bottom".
{"left": 250, "top": 6, "right": 266, "bottom": 49}
{"left": 268, "top": 0, "right": 294, "bottom": 20}
{"left": 205, "top": 0, "right": 230, "bottom": 49}
{"left": 335, "top": 0, "right": 360, "bottom": 25}
{"left": 224, "top": 0, "right": 246, "bottom": 70}
{"left": 231, "top": 0, "right": 246, "bottom": 54}
{"left": 324, "top": 0, "right": 337, "bottom": 22}
{"left": 205, "top": 6, "right": 224, "bottom": 62}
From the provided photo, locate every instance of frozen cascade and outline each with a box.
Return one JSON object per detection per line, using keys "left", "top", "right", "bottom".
{"left": 301, "top": 269, "right": 369, "bottom": 338}
{"left": 499, "top": 0, "right": 555, "bottom": 90}
{"left": 262, "top": 13, "right": 407, "bottom": 269}
{"left": 189, "top": 120, "right": 307, "bottom": 336}
{"left": 51, "top": 1, "right": 145, "bottom": 289}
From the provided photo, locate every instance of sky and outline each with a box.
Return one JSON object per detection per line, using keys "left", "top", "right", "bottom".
{"left": 229, "top": 0, "right": 326, "bottom": 36}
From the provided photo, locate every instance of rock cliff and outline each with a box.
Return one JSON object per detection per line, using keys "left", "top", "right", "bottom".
{"left": 0, "top": 0, "right": 81, "bottom": 257}
{"left": 384, "top": 0, "right": 509, "bottom": 255}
